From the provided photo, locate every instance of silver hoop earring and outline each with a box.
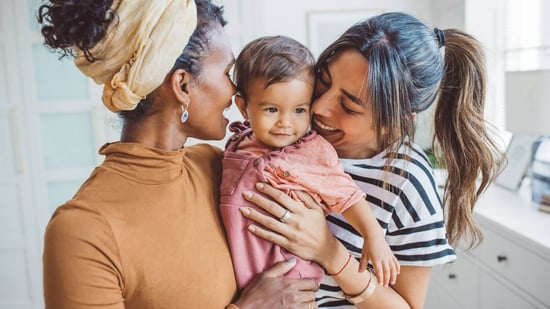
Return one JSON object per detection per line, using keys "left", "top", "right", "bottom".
{"left": 181, "top": 105, "right": 189, "bottom": 123}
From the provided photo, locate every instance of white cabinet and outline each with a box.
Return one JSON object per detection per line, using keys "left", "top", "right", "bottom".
{"left": 426, "top": 184, "right": 550, "bottom": 309}
{"left": 477, "top": 225, "right": 550, "bottom": 306}
{"left": 429, "top": 251, "right": 478, "bottom": 309}
{"left": 479, "top": 272, "right": 537, "bottom": 309}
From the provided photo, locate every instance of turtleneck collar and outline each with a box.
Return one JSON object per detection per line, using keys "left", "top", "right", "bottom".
{"left": 99, "top": 142, "right": 188, "bottom": 184}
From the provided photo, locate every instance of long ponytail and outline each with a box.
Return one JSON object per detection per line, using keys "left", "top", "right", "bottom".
{"left": 434, "top": 29, "right": 505, "bottom": 248}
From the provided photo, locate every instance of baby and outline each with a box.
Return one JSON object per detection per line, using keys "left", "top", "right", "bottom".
{"left": 220, "top": 35, "right": 399, "bottom": 290}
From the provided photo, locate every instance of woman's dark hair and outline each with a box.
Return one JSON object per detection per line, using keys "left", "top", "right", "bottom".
{"left": 171, "top": 0, "right": 227, "bottom": 80}
{"left": 38, "top": 0, "right": 117, "bottom": 61}
{"left": 316, "top": 12, "right": 504, "bottom": 248}
{"left": 37, "top": 0, "right": 226, "bottom": 120}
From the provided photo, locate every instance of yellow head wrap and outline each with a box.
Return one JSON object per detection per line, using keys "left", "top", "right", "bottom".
{"left": 74, "top": 0, "right": 197, "bottom": 112}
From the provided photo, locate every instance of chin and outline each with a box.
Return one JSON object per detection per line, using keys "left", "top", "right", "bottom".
{"left": 215, "top": 132, "right": 227, "bottom": 140}
{"left": 204, "top": 122, "right": 229, "bottom": 140}
{"left": 213, "top": 127, "right": 229, "bottom": 141}
{"left": 194, "top": 129, "right": 227, "bottom": 142}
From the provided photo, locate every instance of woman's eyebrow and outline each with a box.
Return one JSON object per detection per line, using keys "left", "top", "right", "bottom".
{"left": 342, "top": 89, "right": 365, "bottom": 106}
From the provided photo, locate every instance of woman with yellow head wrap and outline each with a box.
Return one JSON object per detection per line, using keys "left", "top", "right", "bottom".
{"left": 38, "top": 0, "right": 318, "bottom": 308}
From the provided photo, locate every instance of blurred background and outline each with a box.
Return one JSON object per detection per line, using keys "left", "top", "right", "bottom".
{"left": 0, "top": 0, "right": 548, "bottom": 308}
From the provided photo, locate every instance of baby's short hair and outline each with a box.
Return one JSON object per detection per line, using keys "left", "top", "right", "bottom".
{"left": 234, "top": 35, "right": 315, "bottom": 100}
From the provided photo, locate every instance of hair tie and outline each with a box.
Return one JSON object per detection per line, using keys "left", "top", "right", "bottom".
{"left": 433, "top": 28, "right": 445, "bottom": 48}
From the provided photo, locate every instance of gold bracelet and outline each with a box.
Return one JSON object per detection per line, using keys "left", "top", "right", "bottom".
{"left": 345, "top": 270, "right": 376, "bottom": 304}
{"left": 225, "top": 304, "right": 240, "bottom": 309}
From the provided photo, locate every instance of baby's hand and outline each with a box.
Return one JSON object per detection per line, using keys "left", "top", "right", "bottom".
{"left": 360, "top": 237, "right": 400, "bottom": 287}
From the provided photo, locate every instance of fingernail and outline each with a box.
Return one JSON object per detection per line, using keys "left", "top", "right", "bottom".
{"left": 247, "top": 225, "right": 256, "bottom": 232}
{"left": 243, "top": 191, "right": 252, "bottom": 198}
{"left": 239, "top": 207, "right": 251, "bottom": 216}
{"left": 255, "top": 182, "right": 264, "bottom": 189}
{"left": 287, "top": 257, "right": 297, "bottom": 264}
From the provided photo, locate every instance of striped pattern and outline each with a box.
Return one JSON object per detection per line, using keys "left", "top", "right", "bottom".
{"left": 316, "top": 142, "right": 456, "bottom": 307}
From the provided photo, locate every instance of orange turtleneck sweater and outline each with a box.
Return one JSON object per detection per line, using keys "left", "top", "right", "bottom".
{"left": 43, "top": 142, "right": 237, "bottom": 308}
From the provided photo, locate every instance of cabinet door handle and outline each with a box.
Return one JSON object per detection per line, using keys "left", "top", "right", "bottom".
{"left": 448, "top": 273, "right": 457, "bottom": 279}
{"left": 497, "top": 255, "right": 508, "bottom": 262}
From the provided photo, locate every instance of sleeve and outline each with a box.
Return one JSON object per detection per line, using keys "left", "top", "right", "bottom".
{"left": 43, "top": 205, "right": 125, "bottom": 309}
{"left": 385, "top": 167, "right": 456, "bottom": 266}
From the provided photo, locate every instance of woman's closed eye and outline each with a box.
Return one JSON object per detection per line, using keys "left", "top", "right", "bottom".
{"left": 340, "top": 99, "right": 358, "bottom": 115}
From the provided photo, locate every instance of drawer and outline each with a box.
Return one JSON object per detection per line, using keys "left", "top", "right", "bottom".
{"left": 477, "top": 227, "right": 550, "bottom": 305}
{"left": 479, "top": 272, "right": 538, "bottom": 309}
{"left": 430, "top": 253, "right": 478, "bottom": 309}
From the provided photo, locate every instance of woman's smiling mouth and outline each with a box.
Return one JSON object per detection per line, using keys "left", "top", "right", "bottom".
{"left": 313, "top": 117, "right": 338, "bottom": 131}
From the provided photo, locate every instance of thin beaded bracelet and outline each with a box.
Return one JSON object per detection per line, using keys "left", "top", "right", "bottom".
{"left": 328, "top": 252, "right": 352, "bottom": 276}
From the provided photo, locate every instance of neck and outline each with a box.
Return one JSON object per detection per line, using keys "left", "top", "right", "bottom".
{"left": 121, "top": 114, "right": 187, "bottom": 151}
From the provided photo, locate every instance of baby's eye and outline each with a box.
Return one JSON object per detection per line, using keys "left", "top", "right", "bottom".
{"left": 295, "top": 108, "right": 308, "bottom": 114}
{"left": 265, "top": 107, "right": 278, "bottom": 113}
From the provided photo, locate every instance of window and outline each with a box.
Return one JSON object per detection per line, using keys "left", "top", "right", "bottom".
{"left": 505, "top": 0, "right": 550, "bottom": 71}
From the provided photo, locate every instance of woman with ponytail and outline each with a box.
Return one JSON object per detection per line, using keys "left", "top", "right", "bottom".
{"left": 239, "top": 12, "right": 504, "bottom": 308}
{"left": 38, "top": 0, "right": 318, "bottom": 308}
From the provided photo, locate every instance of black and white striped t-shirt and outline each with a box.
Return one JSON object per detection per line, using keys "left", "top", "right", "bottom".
{"left": 316, "top": 142, "right": 456, "bottom": 308}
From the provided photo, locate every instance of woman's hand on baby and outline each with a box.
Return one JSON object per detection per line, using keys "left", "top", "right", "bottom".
{"left": 360, "top": 236, "right": 400, "bottom": 287}
{"left": 235, "top": 259, "right": 318, "bottom": 309}
{"left": 239, "top": 182, "right": 339, "bottom": 266}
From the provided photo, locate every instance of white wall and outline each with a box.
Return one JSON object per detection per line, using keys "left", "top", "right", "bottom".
{"left": 415, "top": 0, "right": 466, "bottom": 150}
{"left": 250, "top": 0, "right": 433, "bottom": 43}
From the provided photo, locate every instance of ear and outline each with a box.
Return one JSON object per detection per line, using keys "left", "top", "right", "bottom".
{"left": 234, "top": 94, "right": 249, "bottom": 120}
{"left": 170, "top": 68, "right": 191, "bottom": 105}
